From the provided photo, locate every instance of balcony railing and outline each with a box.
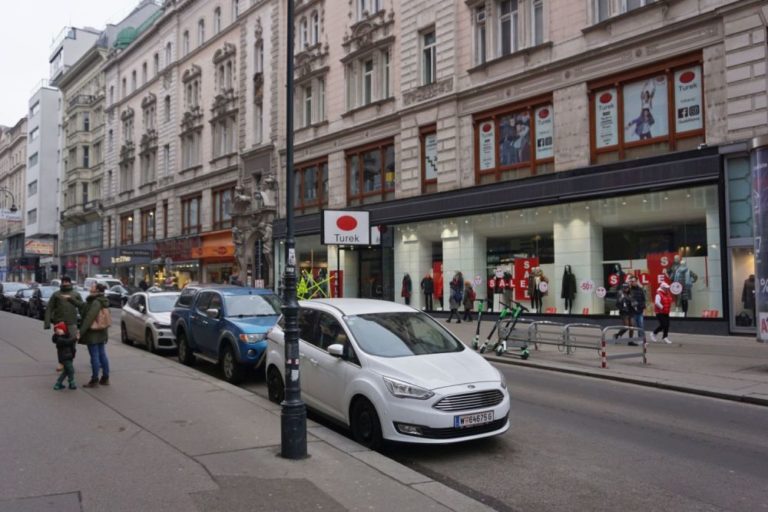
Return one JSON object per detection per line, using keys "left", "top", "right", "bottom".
{"left": 68, "top": 94, "right": 96, "bottom": 109}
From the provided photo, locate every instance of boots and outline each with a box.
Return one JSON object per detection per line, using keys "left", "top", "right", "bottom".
{"left": 99, "top": 376, "right": 110, "bottom": 386}
{"left": 83, "top": 378, "right": 99, "bottom": 388}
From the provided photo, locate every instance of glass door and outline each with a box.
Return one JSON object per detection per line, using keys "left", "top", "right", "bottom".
{"left": 729, "top": 246, "right": 756, "bottom": 333}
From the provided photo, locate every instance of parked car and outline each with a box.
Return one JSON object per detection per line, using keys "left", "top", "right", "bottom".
{"left": 1, "top": 282, "right": 28, "bottom": 311}
{"left": 266, "top": 299, "right": 510, "bottom": 449}
{"left": 28, "top": 285, "right": 58, "bottom": 320}
{"left": 171, "top": 285, "right": 281, "bottom": 384}
{"left": 10, "top": 288, "right": 37, "bottom": 316}
{"left": 106, "top": 284, "right": 140, "bottom": 308}
{"left": 121, "top": 291, "right": 180, "bottom": 352}
{"left": 83, "top": 275, "right": 122, "bottom": 291}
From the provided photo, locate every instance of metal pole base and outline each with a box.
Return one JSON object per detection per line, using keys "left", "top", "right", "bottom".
{"left": 280, "top": 401, "right": 308, "bottom": 459}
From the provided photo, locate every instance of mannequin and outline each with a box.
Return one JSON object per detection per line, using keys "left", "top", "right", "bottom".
{"left": 528, "top": 267, "right": 548, "bottom": 313}
{"left": 742, "top": 274, "right": 756, "bottom": 325}
{"left": 420, "top": 272, "right": 434, "bottom": 311}
{"left": 561, "top": 265, "right": 576, "bottom": 313}
{"left": 401, "top": 273, "right": 412, "bottom": 305}
{"left": 667, "top": 256, "right": 697, "bottom": 316}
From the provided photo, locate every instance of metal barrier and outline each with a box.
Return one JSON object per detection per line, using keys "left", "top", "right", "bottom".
{"left": 526, "top": 320, "right": 566, "bottom": 351}
{"left": 562, "top": 323, "right": 604, "bottom": 356}
{"left": 600, "top": 325, "right": 647, "bottom": 368}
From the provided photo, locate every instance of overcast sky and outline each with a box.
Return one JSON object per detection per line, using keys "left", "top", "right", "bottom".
{"left": 0, "top": 0, "right": 142, "bottom": 126}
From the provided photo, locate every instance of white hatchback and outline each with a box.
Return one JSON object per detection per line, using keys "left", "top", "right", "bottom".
{"left": 121, "top": 292, "right": 180, "bottom": 352}
{"left": 266, "top": 299, "right": 510, "bottom": 448}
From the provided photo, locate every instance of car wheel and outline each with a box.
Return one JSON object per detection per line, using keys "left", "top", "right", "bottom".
{"left": 177, "top": 331, "right": 195, "bottom": 366}
{"left": 221, "top": 344, "right": 245, "bottom": 384}
{"left": 350, "top": 398, "right": 383, "bottom": 450}
{"left": 121, "top": 323, "right": 133, "bottom": 346}
{"left": 145, "top": 329, "right": 156, "bottom": 353}
{"left": 266, "top": 366, "right": 285, "bottom": 404}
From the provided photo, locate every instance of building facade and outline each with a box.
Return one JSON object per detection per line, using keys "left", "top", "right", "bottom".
{"left": 101, "top": 0, "right": 278, "bottom": 289}
{"left": 0, "top": 118, "right": 28, "bottom": 281}
{"left": 269, "top": 0, "right": 767, "bottom": 335}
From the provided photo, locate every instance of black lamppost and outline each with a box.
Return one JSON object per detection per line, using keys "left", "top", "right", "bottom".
{"left": 280, "top": 0, "right": 307, "bottom": 460}
{"left": 0, "top": 187, "right": 18, "bottom": 214}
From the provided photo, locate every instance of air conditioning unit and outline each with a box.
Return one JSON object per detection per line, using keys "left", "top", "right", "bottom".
{"left": 475, "top": 9, "right": 487, "bottom": 24}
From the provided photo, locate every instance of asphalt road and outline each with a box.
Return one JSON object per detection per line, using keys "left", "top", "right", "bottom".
{"left": 20, "top": 306, "right": 768, "bottom": 511}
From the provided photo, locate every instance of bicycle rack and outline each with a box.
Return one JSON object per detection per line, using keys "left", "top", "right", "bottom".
{"left": 600, "top": 325, "right": 648, "bottom": 368}
{"left": 562, "top": 323, "right": 604, "bottom": 356}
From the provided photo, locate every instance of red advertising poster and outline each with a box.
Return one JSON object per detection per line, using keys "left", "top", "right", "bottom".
{"left": 329, "top": 270, "right": 343, "bottom": 298}
{"left": 432, "top": 261, "right": 443, "bottom": 301}
{"left": 646, "top": 252, "right": 676, "bottom": 297}
{"left": 514, "top": 257, "right": 539, "bottom": 301}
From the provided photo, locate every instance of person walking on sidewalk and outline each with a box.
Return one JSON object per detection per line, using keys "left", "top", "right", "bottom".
{"left": 52, "top": 322, "right": 77, "bottom": 390}
{"left": 79, "top": 283, "right": 112, "bottom": 388}
{"left": 614, "top": 283, "right": 635, "bottom": 341}
{"left": 651, "top": 282, "right": 673, "bottom": 344}
{"left": 446, "top": 271, "right": 464, "bottom": 323}
{"left": 43, "top": 276, "right": 84, "bottom": 372}
{"left": 462, "top": 281, "right": 476, "bottom": 322}
{"left": 628, "top": 276, "right": 646, "bottom": 345}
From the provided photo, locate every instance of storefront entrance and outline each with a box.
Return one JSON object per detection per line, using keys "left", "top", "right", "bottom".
{"left": 358, "top": 247, "right": 393, "bottom": 301}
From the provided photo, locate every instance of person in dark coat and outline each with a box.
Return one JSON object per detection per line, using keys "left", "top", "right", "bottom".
{"left": 420, "top": 273, "right": 434, "bottom": 311}
{"left": 79, "top": 283, "right": 111, "bottom": 388}
{"left": 613, "top": 283, "right": 636, "bottom": 343}
{"left": 401, "top": 274, "right": 412, "bottom": 305}
{"left": 52, "top": 322, "right": 77, "bottom": 390}
{"left": 446, "top": 272, "right": 464, "bottom": 323}
{"left": 561, "top": 265, "right": 576, "bottom": 313}
{"left": 462, "top": 281, "right": 476, "bottom": 322}
{"left": 44, "top": 276, "right": 84, "bottom": 372}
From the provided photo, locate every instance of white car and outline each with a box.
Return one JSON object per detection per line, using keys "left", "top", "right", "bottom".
{"left": 121, "top": 292, "right": 180, "bottom": 352}
{"left": 266, "top": 299, "right": 510, "bottom": 448}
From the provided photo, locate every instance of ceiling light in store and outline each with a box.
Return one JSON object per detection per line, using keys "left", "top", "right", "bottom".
{"left": 534, "top": 210, "right": 539, "bottom": 216}
{"left": 642, "top": 196, "right": 648, "bottom": 204}
{"left": 686, "top": 189, "right": 692, "bottom": 198}
{"left": 464, "top": 219, "right": 469, "bottom": 224}
{"left": 519, "top": 212, "right": 524, "bottom": 217}
{"left": 621, "top": 199, "right": 627, "bottom": 206}
{"left": 663, "top": 194, "right": 669, "bottom": 200}
{"left": 696, "top": 245, "right": 701, "bottom": 250}
{"left": 584, "top": 205, "right": 590, "bottom": 210}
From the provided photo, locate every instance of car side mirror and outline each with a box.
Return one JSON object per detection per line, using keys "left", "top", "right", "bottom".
{"left": 138, "top": 305, "right": 145, "bottom": 313}
{"left": 327, "top": 344, "right": 344, "bottom": 358}
{"left": 206, "top": 308, "right": 220, "bottom": 319}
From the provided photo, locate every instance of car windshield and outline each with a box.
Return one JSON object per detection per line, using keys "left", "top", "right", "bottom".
{"left": 148, "top": 295, "right": 178, "bottom": 313}
{"left": 39, "top": 287, "right": 56, "bottom": 298}
{"left": 345, "top": 312, "right": 465, "bottom": 357}
{"left": 224, "top": 294, "right": 281, "bottom": 317}
{"left": 2, "top": 283, "right": 25, "bottom": 293}
{"left": 22, "top": 289, "right": 36, "bottom": 298}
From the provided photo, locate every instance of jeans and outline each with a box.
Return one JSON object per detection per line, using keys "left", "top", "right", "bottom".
{"left": 633, "top": 313, "right": 645, "bottom": 340}
{"left": 87, "top": 343, "right": 110, "bottom": 380}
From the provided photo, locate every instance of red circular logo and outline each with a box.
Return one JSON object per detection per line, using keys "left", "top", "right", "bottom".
{"left": 538, "top": 108, "right": 550, "bottom": 119}
{"left": 482, "top": 122, "right": 493, "bottom": 133}
{"left": 336, "top": 215, "right": 358, "bottom": 231}
{"left": 599, "top": 92, "right": 613, "bottom": 104}
{"left": 679, "top": 71, "right": 695, "bottom": 84}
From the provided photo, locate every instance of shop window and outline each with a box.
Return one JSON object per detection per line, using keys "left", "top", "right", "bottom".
{"left": 420, "top": 126, "right": 438, "bottom": 194}
{"left": 346, "top": 140, "right": 395, "bottom": 206}
{"left": 181, "top": 195, "right": 201, "bottom": 235}
{"left": 141, "top": 208, "right": 156, "bottom": 242}
{"left": 212, "top": 186, "right": 234, "bottom": 230}
{"left": 474, "top": 97, "right": 554, "bottom": 184}
{"left": 294, "top": 159, "right": 329, "bottom": 214}
{"left": 589, "top": 54, "right": 704, "bottom": 164}
{"left": 120, "top": 213, "right": 134, "bottom": 246}
{"left": 726, "top": 157, "right": 752, "bottom": 239}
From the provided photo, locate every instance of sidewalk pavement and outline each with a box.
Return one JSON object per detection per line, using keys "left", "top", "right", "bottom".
{"left": 443, "top": 318, "right": 768, "bottom": 406}
{"left": 0, "top": 313, "right": 493, "bottom": 512}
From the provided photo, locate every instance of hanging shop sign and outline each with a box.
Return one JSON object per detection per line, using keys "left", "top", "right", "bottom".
{"left": 322, "top": 210, "right": 370, "bottom": 245}
{"left": 534, "top": 105, "right": 554, "bottom": 159}
{"left": 478, "top": 120, "right": 496, "bottom": 170}
{"left": 674, "top": 65, "right": 703, "bottom": 133}
{"left": 595, "top": 88, "right": 618, "bottom": 148}
{"left": 24, "top": 238, "right": 54, "bottom": 255}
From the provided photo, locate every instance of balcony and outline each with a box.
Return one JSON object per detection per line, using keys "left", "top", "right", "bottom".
{"left": 68, "top": 94, "right": 96, "bottom": 110}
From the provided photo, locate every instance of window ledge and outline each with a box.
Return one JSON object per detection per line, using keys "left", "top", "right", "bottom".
{"left": 295, "top": 120, "right": 329, "bottom": 133}
{"left": 467, "top": 41, "right": 553, "bottom": 74}
{"left": 582, "top": 0, "right": 670, "bottom": 34}
{"left": 180, "top": 164, "right": 203, "bottom": 175}
{"left": 342, "top": 97, "right": 395, "bottom": 118}
{"left": 138, "top": 180, "right": 157, "bottom": 191}
{"left": 118, "top": 190, "right": 134, "bottom": 199}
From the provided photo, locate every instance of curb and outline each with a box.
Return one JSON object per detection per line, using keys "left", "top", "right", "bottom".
{"left": 485, "top": 355, "right": 768, "bottom": 407}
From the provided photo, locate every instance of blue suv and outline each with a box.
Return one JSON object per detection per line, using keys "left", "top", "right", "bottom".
{"left": 171, "top": 285, "right": 281, "bottom": 384}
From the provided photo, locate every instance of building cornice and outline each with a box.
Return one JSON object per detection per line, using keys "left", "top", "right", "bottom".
{"left": 57, "top": 46, "right": 107, "bottom": 91}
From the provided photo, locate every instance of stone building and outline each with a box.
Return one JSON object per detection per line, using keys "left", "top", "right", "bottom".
{"left": 0, "top": 118, "right": 28, "bottom": 281}
{"left": 101, "top": 0, "right": 279, "bottom": 288}
{"left": 271, "top": 0, "right": 767, "bottom": 335}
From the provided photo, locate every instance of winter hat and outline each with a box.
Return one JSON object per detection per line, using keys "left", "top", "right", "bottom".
{"left": 659, "top": 282, "right": 670, "bottom": 289}
{"left": 54, "top": 322, "right": 68, "bottom": 334}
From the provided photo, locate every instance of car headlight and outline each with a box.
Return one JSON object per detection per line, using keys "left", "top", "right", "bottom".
{"left": 382, "top": 376, "right": 435, "bottom": 400}
{"left": 497, "top": 368, "right": 507, "bottom": 390}
{"left": 152, "top": 322, "right": 171, "bottom": 329}
{"left": 239, "top": 333, "right": 267, "bottom": 343}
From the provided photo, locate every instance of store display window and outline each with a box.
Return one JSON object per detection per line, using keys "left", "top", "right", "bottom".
{"left": 393, "top": 185, "right": 722, "bottom": 318}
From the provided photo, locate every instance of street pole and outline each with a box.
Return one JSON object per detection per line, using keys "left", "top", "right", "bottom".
{"left": 280, "top": 0, "right": 307, "bottom": 459}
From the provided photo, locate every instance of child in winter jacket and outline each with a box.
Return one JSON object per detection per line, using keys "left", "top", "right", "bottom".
{"left": 651, "top": 282, "right": 673, "bottom": 344}
{"left": 52, "top": 322, "right": 77, "bottom": 390}
{"left": 462, "top": 282, "right": 476, "bottom": 322}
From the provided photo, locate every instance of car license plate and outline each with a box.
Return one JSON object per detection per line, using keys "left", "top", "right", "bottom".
{"left": 454, "top": 410, "right": 494, "bottom": 428}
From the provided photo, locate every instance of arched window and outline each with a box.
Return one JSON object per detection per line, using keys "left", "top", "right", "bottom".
{"left": 254, "top": 40, "right": 264, "bottom": 73}
{"left": 198, "top": 19, "right": 205, "bottom": 46}
{"left": 299, "top": 17, "right": 308, "bottom": 48}
{"left": 165, "top": 42, "right": 172, "bottom": 66}
{"left": 214, "top": 7, "right": 222, "bottom": 34}
{"left": 311, "top": 11, "right": 320, "bottom": 45}
{"left": 153, "top": 53, "right": 160, "bottom": 74}
{"left": 182, "top": 31, "right": 190, "bottom": 55}
{"left": 164, "top": 96, "right": 171, "bottom": 122}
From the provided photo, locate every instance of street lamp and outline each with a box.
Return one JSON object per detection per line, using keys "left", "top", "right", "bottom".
{"left": 280, "top": 0, "right": 307, "bottom": 460}
{"left": 0, "top": 187, "right": 18, "bottom": 213}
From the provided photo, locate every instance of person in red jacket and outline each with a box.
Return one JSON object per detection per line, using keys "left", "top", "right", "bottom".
{"left": 651, "top": 282, "right": 673, "bottom": 344}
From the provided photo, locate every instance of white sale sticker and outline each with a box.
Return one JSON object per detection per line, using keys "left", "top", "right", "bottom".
{"left": 538, "top": 281, "right": 549, "bottom": 293}
{"left": 670, "top": 282, "right": 683, "bottom": 295}
{"left": 579, "top": 279, "right": 595, "bottom": 293}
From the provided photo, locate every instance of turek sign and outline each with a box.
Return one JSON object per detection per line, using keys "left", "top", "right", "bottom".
{"left": 322, "top": 210, "right": 370, "bottom": 245}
